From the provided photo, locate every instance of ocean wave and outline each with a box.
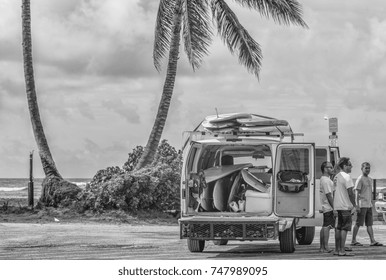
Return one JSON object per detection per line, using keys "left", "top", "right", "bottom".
{"left": 0, "top": 187, "right": 28, "bottom": 192}
{"left": 72, "top": 182, "right": 89, "bottom": 188}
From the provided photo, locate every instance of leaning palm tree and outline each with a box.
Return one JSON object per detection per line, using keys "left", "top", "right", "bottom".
{"left": 21, "top": 0, "right": 80, "bottom": 206}
{"left": 135, "top": 0, "right": 307, "bottom": 169}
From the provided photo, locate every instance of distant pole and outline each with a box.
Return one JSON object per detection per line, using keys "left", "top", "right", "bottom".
{"left": 373, "top": 179, "right": 377, "bottom": 201}
{"left": 28, "top": 151, "right": 34, "bottom": 208}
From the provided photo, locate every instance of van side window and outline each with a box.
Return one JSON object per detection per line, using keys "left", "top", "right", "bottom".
{"left": 187, "top": 147, "right": 198, "bottom": 173}
{"left": 198, "top": 149, "right": 216, "bottom": 170}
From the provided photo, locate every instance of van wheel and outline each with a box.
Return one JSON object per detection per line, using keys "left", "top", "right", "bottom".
{"left": 213, "top": 240, "right": 228, "bottom": 246}
{"left": 187, "top": 239, "right": 205, "bottom": 252}
{"left": 296, "top": 226, "right": 315, "bottom": 245}
{"left": 279, "top": 222, "right": 296, "bottom": 253}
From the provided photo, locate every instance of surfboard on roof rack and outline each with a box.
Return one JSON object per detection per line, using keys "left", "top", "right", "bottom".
{"left": 200, "top": 112, "right": 294, "bottom": 136}
{"left": 239, "top": 125, "right": 292, "bottom": 134}
{"left": 201, "top": 119, "right": 239, "bottom": 130}
{"left": 236, "top": 119, "right": 289, "bottom": 127}
{"left": 205, "top": 113, "right": 252, "bottom": 124}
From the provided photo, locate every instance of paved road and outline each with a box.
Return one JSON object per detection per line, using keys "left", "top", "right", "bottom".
{"left": 1, "top": 222, "right": 385, "bottom": 260}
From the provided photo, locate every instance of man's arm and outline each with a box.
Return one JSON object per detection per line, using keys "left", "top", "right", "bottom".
{"left": 348, "top": 187, "right": 356, "bottom": 211}
{"left": 354, "top": 178, "right": 362, "bottom": 208}
{"left": 355, "top": 189, "right": 361, "bottom": 207}
{"left": 326, "top": 193, "right": 334, "bottom": 209}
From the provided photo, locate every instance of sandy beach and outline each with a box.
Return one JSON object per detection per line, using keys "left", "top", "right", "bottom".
{"left": 1, "top": 221, "right": 385, "bottom": 260}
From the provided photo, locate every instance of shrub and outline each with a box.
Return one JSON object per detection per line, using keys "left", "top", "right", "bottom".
{"left": 79, "top": 140, "right": 182, "bottom": 213}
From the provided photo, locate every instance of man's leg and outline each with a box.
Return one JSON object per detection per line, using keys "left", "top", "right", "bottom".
{"left": 319, "top": 227, "right": 324, "bottom": 251}
{"left": 351, "top": 224, "right": 360, "bottom": 244}
{"left": 335, "top": 229, "right": 340, "bottom": 254}
{"left": 340, "top": 230, "right": 348, "bottom": 253}
{"left": 365, "top": 208, "right": 378, "bottom": 245}
{"left": 335, "top": 211, "right": 342, "bottom": 254}
{"left": 352, "top": 208, "right": 365, "bottom": 245}
{"left": 367, "top": 226, "right": 376, "bottom": 244}
{"left": 340, "top": 210, "right": 354, "bottom": 255}
{"left": 323, "top": 227, "right": 332, "bottom": 251}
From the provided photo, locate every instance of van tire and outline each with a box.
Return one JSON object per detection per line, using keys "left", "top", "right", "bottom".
{"left": 279, "top": 222, "right": 296, "bottom": 253}
{"left": 296, "top": 226, "right": 315, "bottom": 245}
{"left": 213, "top": 240, "right": 228, "bottom": 246}
{"left": 187, "top": 239, "right": 205, "bottom": 252}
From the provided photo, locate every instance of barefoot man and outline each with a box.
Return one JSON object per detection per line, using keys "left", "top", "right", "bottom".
{"left": 333, "top": 157, "right": 356, "bottom": 256}
{"left": 319, "top": 161, "right": 335, "bottom": 252}
{"left": 351, "top": 162, "right": 383, "bottom": 247}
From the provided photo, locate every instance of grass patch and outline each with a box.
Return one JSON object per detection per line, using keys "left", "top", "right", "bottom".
{"left": 0, "top": 198, "right": 178, "bottom": 225}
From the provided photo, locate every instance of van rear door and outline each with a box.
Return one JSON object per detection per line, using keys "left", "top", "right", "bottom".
{"left": 273, "top": 143, "right": 315, "bottom": 218}
{"left": 330, "top": 146, "right": 340, "bottom": 168}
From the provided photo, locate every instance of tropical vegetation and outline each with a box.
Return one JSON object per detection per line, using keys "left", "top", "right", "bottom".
{"left": 78, "top": 140, "right": 182, "bottom": 213}
{"left": 21, "top": 0, "right": 80, "bottom": 206}
{"left": 135, "top": 0, "right": 308, "bottom": 169}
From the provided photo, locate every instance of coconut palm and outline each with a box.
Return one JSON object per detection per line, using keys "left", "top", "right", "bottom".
{"left": 135, "top": 0, "right": 307, "bottom": 170}
{"left": 21, "top": 0, "right": 80, "bottom": 206}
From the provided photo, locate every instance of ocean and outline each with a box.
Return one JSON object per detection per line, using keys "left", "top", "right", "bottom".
{"left": 1, "top": 178, "right": 385, "bottom": 200}
{"left": 0, "top": 178, "right": 91, "bottom": 200}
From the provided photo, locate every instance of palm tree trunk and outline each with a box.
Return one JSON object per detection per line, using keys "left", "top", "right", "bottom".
{"left": 22, "top": 0, "right": 80, "bottom": 206}
{"left": 135, "top": 0, "right": 183, "bottom": 170}
{"left": 22, "top": 0, "right": 61, "bottom": 179}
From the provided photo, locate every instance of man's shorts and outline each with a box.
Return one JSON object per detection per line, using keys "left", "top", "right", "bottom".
{"left": 337, "top": 210, "right": 352, "bottom": 231}
{"left": 356, "top": 207, "right": 373, "bottom": 227}
{"left": 323, "top": 211, "right": 335, "bottom": 228}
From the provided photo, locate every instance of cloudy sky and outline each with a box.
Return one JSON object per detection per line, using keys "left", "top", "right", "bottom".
{"left": 0, "top": 0, "right": 385, "bottom": 179}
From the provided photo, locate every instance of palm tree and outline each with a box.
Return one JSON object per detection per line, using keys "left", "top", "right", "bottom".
{"left": 135, "top": 0, "right": 307, "bottom": 169}
{"left": 21, "top": 0, "right": 80, "bottom": 206}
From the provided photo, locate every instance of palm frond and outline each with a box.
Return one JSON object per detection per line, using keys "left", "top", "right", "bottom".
{"left": 182, "top": 0, "right": 213, "bottom": 70}
{"left": 153, "top": 0, "right": 177, "bottom": 72}
{"left": 211, "top": 0, "right": 262, "bottom": 78}
{"left": 233, "top": 0, "right": 308, "bottom": 28}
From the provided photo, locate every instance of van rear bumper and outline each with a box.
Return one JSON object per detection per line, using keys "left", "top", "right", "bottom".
{"left": 179, "top": 216, "right": 279, "bottom": 240}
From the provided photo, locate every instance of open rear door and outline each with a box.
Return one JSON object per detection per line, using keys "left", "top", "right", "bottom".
{"left": 274, "top": 143, "right": 315, "bottom": 218}
{"left": 329, "top": 146, "right": 340, "bottom": 168}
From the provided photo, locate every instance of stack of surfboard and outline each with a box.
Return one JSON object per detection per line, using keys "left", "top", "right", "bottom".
{"left": 201, "top": 113, "right": 292, "bottom": 135}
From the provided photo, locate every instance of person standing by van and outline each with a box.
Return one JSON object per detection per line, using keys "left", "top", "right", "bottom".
{"left": 351, "top": 162, "right": 383, "bottom": 247}
{"left": 319, "top": 161, "right": 335, "bottom": 253}
{"left": 333, "top": 157, "right": 356, "bottom": 256}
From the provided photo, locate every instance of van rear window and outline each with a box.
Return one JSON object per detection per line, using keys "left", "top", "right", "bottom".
{"left": 279, "top": 148, "right": 310, "bottom": 174}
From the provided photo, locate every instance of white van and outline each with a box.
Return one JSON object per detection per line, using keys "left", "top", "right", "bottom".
{"left": 178, "top": 113, "right": 340, "bottom": 253}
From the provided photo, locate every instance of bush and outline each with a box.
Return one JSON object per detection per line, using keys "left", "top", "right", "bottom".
{"left": 122, "top": 146, "right": 143, "bottom": 172}
{"left": 79, "top": 140, "right": 182, "bottom": 213}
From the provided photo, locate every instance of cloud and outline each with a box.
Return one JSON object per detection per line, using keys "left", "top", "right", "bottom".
{"left": 2, "top": 0, "right": 386, "bottom": 179}
{"left": 102, "top": 99, "right": 140, "bottom": 124}
{"left": 0, "top": 0, "right": 158, "bottom": 79}
{"left": 51, "top": 138, "right": 130, "bottom": 178}
{"left": 1, "top": 78, "right": 25, "bottom": 97}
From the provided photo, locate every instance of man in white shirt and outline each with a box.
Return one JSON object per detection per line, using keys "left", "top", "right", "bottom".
{"left": 351, "top": 162, "right": 383, "bottom": 247}
{"left": 319, "top": 161, "right": 335, "bottom": 253}
{"left": 333, "top": 157, "right": 356, "bottom": 256}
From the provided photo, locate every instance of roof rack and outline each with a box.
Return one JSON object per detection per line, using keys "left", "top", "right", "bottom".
{"left": 182, "top": 130, "right": 304, "bottom": 151}
{"left": 181, "top": 113, "right": 304, "bottom": 150}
